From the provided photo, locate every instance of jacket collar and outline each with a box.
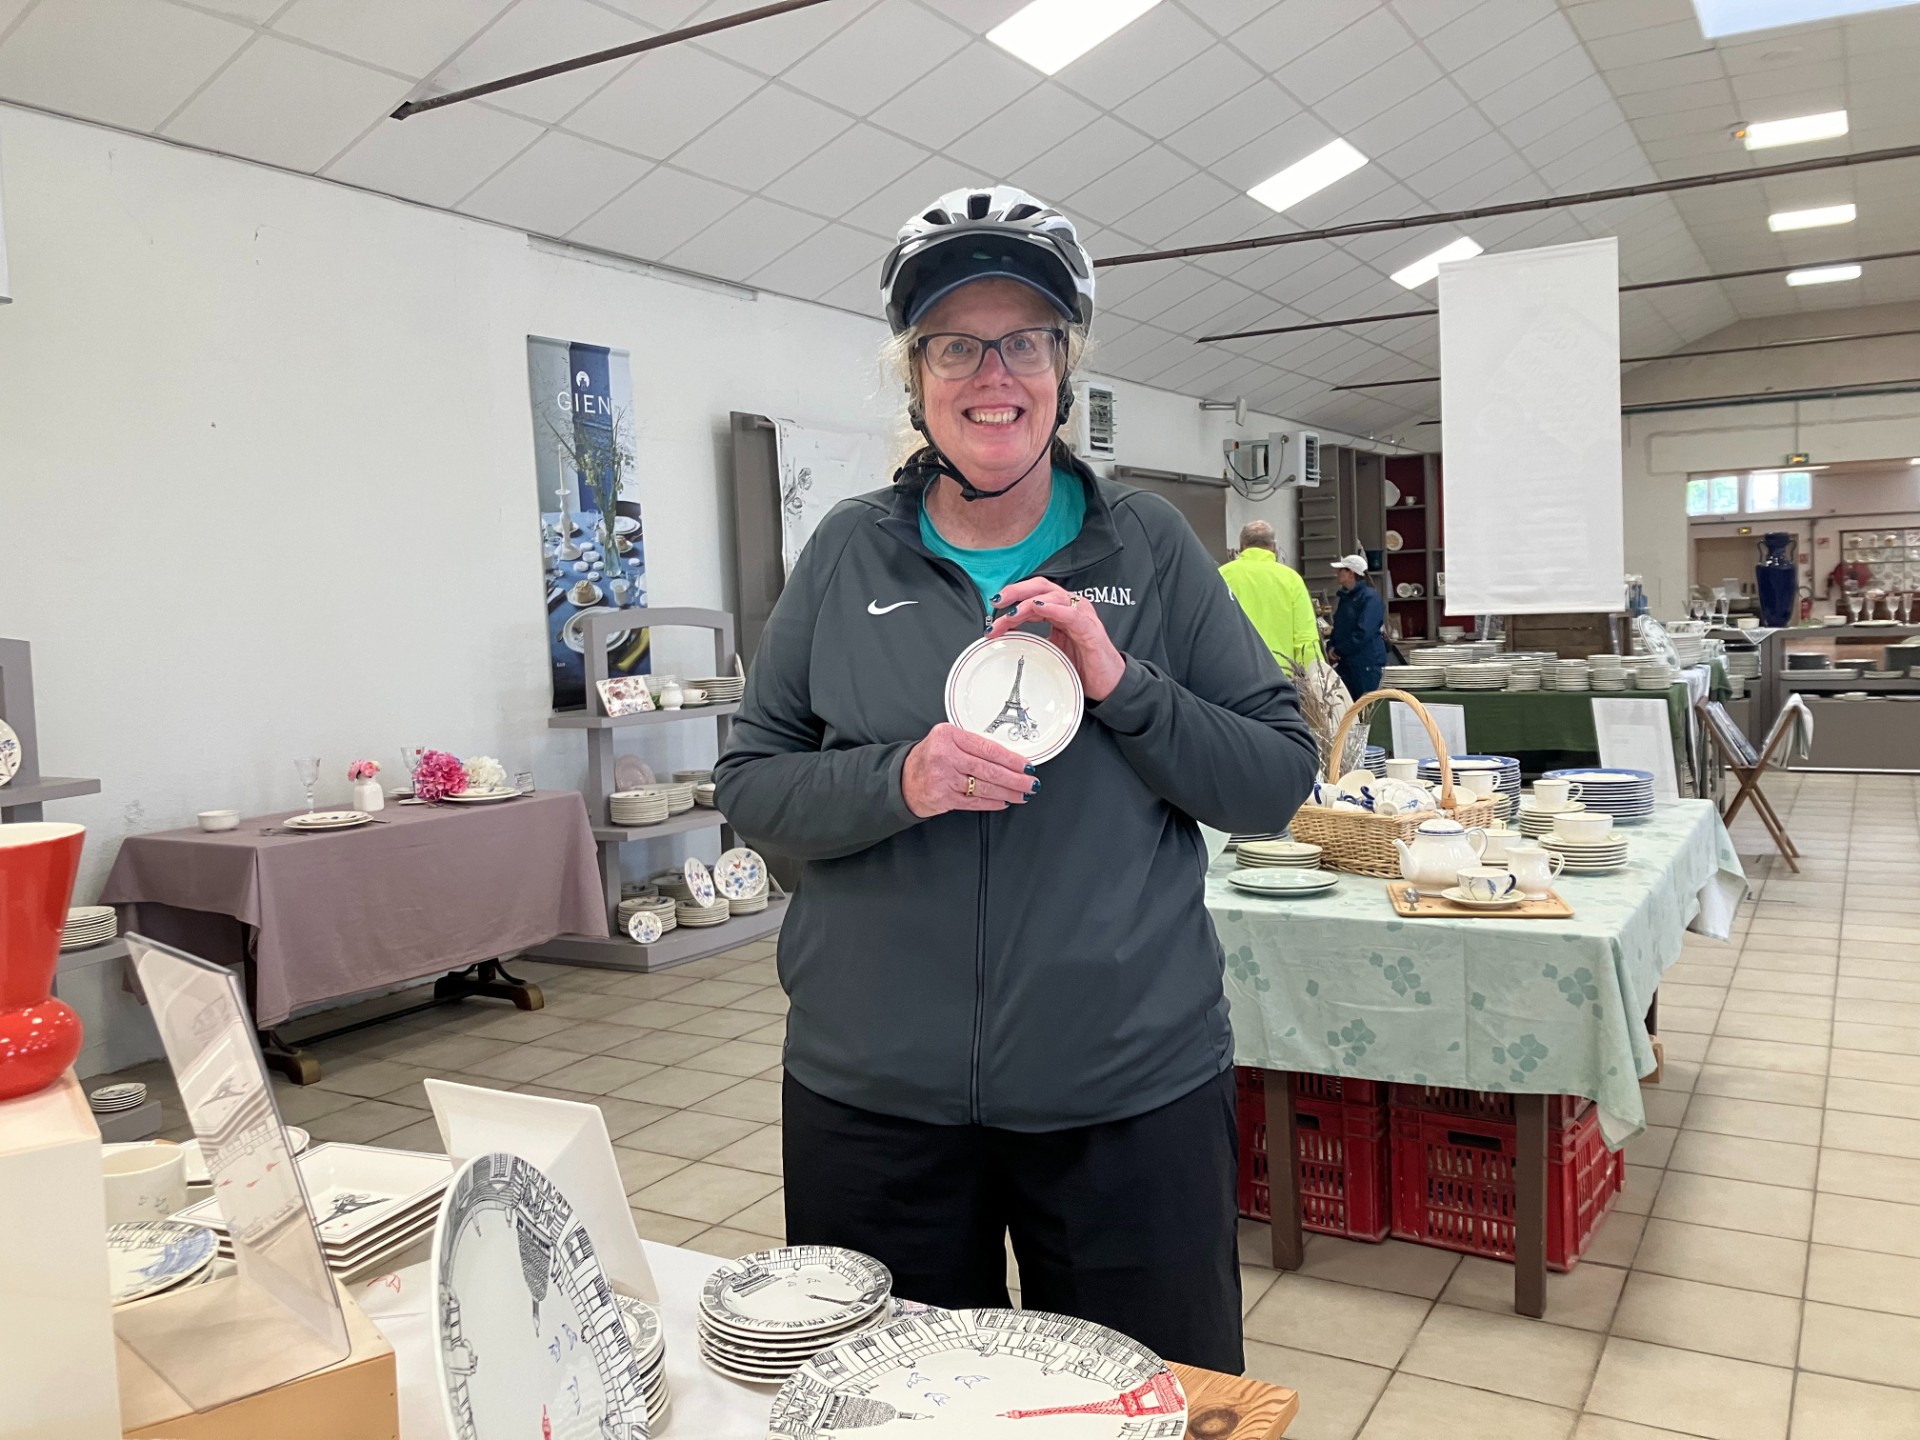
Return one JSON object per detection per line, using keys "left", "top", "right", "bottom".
{"left": 877, "top": 449, "right": 1123, "bottom": 577}
{"left": 1234, "top": 547, "right": 1278, "bottom": 566}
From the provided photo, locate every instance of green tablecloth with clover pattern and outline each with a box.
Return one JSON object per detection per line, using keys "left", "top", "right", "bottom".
{"left": 1209, "top": 800, "right": 1746, "bottom": 1147}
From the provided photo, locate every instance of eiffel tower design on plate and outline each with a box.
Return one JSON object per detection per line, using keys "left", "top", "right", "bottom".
{"left": 984, "top": 656, "right": 1040, "bottom": 743}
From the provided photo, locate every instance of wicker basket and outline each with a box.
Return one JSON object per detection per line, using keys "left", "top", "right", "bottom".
{"left": 1290, "top": 689, "right": 1497, "bottom": 877}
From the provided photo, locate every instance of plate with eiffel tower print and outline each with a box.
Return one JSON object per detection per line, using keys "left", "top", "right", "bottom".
{"left": 944, "top": 633, "right": 1083, "bottom": 765}
{"left": 768, "top": 1307, "right": 1187, "bottom": 1438}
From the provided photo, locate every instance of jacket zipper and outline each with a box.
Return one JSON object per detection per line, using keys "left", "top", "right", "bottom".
{"left": 971, "top": 812, "right": 988, "bottom": 1124}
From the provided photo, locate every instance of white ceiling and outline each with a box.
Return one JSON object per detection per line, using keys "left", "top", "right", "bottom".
{"left": 2, "top": 0, "right": 1917, "bottom": 441}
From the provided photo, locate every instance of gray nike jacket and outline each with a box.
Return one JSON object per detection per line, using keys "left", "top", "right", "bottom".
{"left": 713, "top": 459, "right": 1318, "bottom": 1132}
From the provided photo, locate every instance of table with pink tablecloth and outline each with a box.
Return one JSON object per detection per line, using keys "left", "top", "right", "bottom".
{"left": 100, "top": 792, "right": 608, "bottom": 1027}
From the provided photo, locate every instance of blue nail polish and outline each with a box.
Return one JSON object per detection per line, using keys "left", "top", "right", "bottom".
{"left": 1029, "top": 779, "right": 1041, "bottom": 793}
{"left": 1023, "top": 763, "right": 1038, "bottom": 775}
{"left": 990, "top": 592, "right": 1002, "bottom": 604}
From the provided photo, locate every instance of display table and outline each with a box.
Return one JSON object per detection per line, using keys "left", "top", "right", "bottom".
{"left": 100, "top": 793, "right": 607, "bottom": 1080}
{"left": 1364, "top": 683, "right": 1693, "bottom": 784}
{"left": 362, "top": 1240, "right": 1300, "bottom": 1439}
{"left": 1211, "top": 800, "right": 1745, "bottom": 1316}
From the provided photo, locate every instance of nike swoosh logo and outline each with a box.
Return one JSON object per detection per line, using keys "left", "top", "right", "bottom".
{"left": 867, "top": 599, "right": 919, "bottom": 615}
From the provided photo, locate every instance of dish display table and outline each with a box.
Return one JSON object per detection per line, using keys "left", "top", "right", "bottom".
{"left": 363, "top": 1240, "right": 1300, "bottom": 1440}
{"left": 99, "top": 792, "right": 607, "bottom": 1082}
{"left": 1363, "top": 683, "right": 1695, "bottom": 785}
{"left": 1210, "top": 799, "right": 1744, "bottom": 1317}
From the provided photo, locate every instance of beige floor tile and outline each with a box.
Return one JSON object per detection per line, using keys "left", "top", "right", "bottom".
{"left": 609, "top": 1066, "right": 741, "bottom": 1108}
{"left": 682, "top": 1224, "right": 783, "bottom": 1258}
{"left": 1617, "top": 1164, "right": 1664, "bottom": 1217}
{"left": 1836, "top": 998, "right": 1920, "bottom": 1031}
{"left": 1842, "top": 924, "right": 1920, "bottom": 946}
{"left": 1741, "top": 930, "right": 1839, "bottom": 955}
{"left": 1242, "top": 1274, "right": 1431, "bottom": 1368}
{"left": 1609, "top": 1272, "right": 1801, "bottom": 1367}
{"left": 672, "top": 1010, "right": 772, "bottom": 1039}
{"left": 541, "top": 1020, "right": 657, "bottom": 1056}
{"left": 599, "top": 999, "right": 715, "bottom": 1031}
{"left": 1643, "top": 1089, "right": 1691, "bottom": 1128}
{"left": 311, "top": 1056, "right": 435, "bottom": 1100}
{"left": 611, "top": 1146, "right": 689, "bottom": 1196}
{"left": 1295, "top": 1236, "right": 1460, "bottom": 1299}
{"left": 268, "top": 1083, "right": 361, "bottom": 1125}
{"left": 1661, "top": 963, "right": 1736, "bottom": 987}
{"left": 1692, "top": 1065, "right": 1829, "bottom": 1107}
{"left": 1656, "top": 983, "right": 1727, "bottom": 1009}
{"left": 1841, "top": 959, "right": 1920, "bottom": 984}
{"left": 372, "top": 1116, "right": 446, "bottom": 1151}
{"left": 725, "top": 1188, "right": 786, "bottom": 1237}
{"left": 1841, "top": 941, "right": 1920, "bottom": 964}
{"left": 306, "top": 1098, "right": 430, "bottom": 1144}
{"left": 677, "top": 1039, "right": 784, "bottom": 1078}
{"left": 622, "top": 1108, "right": 761, "bottom": 1160}
{"left": 1661, "top": 1031, "right": 1710, "bottom": 1064}
{"left": 1658, "top": 1007, "right": 1720, "bottom": 1036}
{"left": 1728, "top": 971, "right": 1838, "bottom": 998}
{"left": 538, "top": 989, "right": 644, "bottom": 1020}
{"left": 1838, "top": 977, "right": 1920, "bottom": 1004}
{"left": 706, "top": 1124, "right": 783, "bottom": 1176}
{"left": 1356, "top": 1373, "right": 1573, "bottom": 1440}
{"left": 1571, "top": 1417, "right": 1708, "bottom": 1440}
{"left": 667, "top": 978, "right": 761, "bottom": 1008}
{"left": 538, "top": 1054, "right": 662, "bottom": 1095}
{"left": 1667, "top": 1130, "right": 1818, "bottom": 1188}
{"left": 1584, "top": 1210, "right": 1648, "bottom": 1269}
{"left": 1790, "top": 1373, "right": 1920, "bottom": 1440}
{"left": 1713, "top": 1011, "right": 1833, "bottom": 1047}
{"left": 1703, "top": 1037, "right": 1831, "bottom": 1075}
{"left": 603, "top": 1029, "right": 727, "bottom": 1065}
{"left": 1584, "top": 1336, "right": 1792, "bottom": 1440}
{"left": 390, "top": 1034, "right": 519, "bottom": 1072}
{"left": 1242, "top": 1267, "right": 1279, "bottom": 1318}
{"left": 1798, "top": 1301, "right": 1920, "bottom": 1390}
{"left": 1825, "top": 1076, "right": 1920, "bottom": 1121}
{"left": 627, "top": 1206, "right": 707, "bottom": 1245}
{"left": 1816, "top": 1147, "right": 1920, "bottom": 1204}
{"left": 1805, "top": 1244, "right": 1920, "bottom": 1319}
{"left": 1629, "top": 1218, "right": 1806, "bottom": 1297}
{"left": 454, "top": 1043, "right": 582, "bottom": 1084}
{"left": 1811, "top": 1193, "right": 1920, "bottom": 1259}
{"left": 598, "top": 971, "right": 702, "bottom": 1000}
{"left": 1399, "top": 1304, "right": 1602, "bottom": 1408}
{"left": 741, "top": 1020, "right": 788, "bottom": 1046}
{"left": 1651, "top": 1172, "right": 1813, "bottom": 1240}
{"left": 627, "top": 1161, "right": 783, "bottom": 1223}
{"left": 693, "top": 1078, "right": 784, "bottom": 1122}
{"left": 462, "top": 1010, "right": 580, "bottom": 1042}
{"left": 1627, "top": 1126, "right": 1678, "bottom": 1168}
{"left": 1831, "top": 1050, "right": 1920, "bottom": 1087}
{"left": 1824, "top": 1109, "right": 1920, "bottom": 1159}
{"left": 729, "top": 988, "right": 791, "bottom": 1016}
{"left": 1242, "top": 1341, "right": 1390, "bottom": 1440}
{"left": 1683, "top": 1094, "right": 1824, "bottom": 1145}
{"left": 1721, "top": 988, "right": 1835, "bottom": 1019}
{"left": 1437, "top": 1255, "right": 1625, "bottom": 1332}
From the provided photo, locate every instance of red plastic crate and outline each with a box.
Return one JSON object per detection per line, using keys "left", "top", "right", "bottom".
{"left": 1235, "top": 1068, "right": 1390, "bottom": 1242}
{"left": 1387, "top": 1085, "right": 1591, "bottom": 1129}
{"left": 1387, "top": 1100, "right": 1624, "bottom": 1271}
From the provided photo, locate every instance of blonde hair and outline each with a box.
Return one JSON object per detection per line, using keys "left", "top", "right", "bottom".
{"left": 882, "top": 312, "right": 1092, "bottom": 471}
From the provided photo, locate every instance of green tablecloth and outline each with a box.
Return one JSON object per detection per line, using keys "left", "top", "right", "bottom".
{"left": 1210, "top": 800, "right": 1746, "bottom": 1147}
{"left": 1364, "top": 683, "right": 1690, "bottom": 756}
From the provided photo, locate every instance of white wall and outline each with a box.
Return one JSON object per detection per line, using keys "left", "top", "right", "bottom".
{"left": 0, "top": 106, "right": 1351, "bottom": 1070}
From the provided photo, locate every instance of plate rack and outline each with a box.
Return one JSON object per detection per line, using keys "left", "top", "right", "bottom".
{"left": 532, "top": 606, "right": 785, "bottom": 973}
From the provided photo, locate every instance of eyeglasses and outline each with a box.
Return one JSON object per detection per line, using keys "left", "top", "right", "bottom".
{"left": 916, "top": 327, "right": 1065, "bottom": 380}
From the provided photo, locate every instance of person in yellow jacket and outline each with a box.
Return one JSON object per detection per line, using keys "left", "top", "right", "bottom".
{"left": 1219, "top": 520, "right": 1322, "bottom": 669}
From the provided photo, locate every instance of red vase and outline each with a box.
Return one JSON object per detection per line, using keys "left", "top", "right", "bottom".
{"left": 0, "top": 822, "right": 87, "bottom": 1101}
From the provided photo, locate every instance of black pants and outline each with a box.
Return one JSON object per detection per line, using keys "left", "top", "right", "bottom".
{"left": 782, "top": 1067, "right": 1243, "bottom": 1374}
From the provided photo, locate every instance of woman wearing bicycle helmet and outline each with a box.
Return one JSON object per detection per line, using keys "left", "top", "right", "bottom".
{"left": 714, "top": 187, "right": 1317, "bottom": 1372}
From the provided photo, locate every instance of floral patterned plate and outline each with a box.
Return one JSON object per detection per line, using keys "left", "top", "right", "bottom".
{"left": 714, "top": 848, "right": 767, "bottom": 901}
{"left": 683, "top": 858, "right": 717, "bottom": 908}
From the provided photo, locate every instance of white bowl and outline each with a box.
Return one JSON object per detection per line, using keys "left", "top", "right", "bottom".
{"left": 197, "top": 810, "right": 239, "bottom": 832}
{"left": 1553, "top": 813, "right": 1614, "bottom": 843}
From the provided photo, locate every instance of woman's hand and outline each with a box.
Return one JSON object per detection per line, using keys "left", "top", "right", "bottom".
{"left": 984, "top": 578, "right": 1127, "bottom": 702}
{"left": 902, "top": 723, "right": 1038, "bottom": 818}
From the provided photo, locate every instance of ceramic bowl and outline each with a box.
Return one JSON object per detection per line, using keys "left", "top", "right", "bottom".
{"left": 197, "top": 810, "right": 239, "bottom": 832}
{"left": 1554, "top": 812, "right": 1613, "bottom": 843}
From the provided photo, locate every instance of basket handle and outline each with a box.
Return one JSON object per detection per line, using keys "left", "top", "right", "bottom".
{"left": 1329, "top": 688, "right": 1458, "bottom": 809}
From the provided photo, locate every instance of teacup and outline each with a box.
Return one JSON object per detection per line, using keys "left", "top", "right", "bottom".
{"left": 1531, "top": 778, "right": 1583, "bottom": 811}
{"left": 1480, "top": 825, "right": 1516, "bottom": 864}
{"left": 1456, "top": 771, "right": 1497, "bottom": 798}
{"left": 1553, "top": 812, "right": 1613, "bottom": 843}
{"left": 682, "top": 688, "right": 707, "bottom": 704}
{"left": 1384, "top": 758, "right": 1419, "bottom": 782}
{"left": 102, "top": 1143, "right": 187, "bottom": 1224}
{"left": 1457, "top": 865, "right": 1519, "bottom": 902}
{"left": 1507, "top": 844, "right": 1566, "bottom": 899}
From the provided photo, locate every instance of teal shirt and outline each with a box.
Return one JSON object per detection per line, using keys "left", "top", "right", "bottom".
{"left": 920, "top": 467, "right": 1087, "bottom": 616}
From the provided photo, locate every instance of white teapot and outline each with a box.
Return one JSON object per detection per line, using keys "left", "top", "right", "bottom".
{"left": 1393, "top": 817, "right": 1487, "bottom": 888}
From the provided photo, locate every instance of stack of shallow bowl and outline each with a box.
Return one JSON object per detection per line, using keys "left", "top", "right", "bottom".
{"left": 1234, "top": 839, "right": 1323, "bottom": 869}
{"left": 1516, "top": 799, "right": 1587, "bottom": 838}
{"left": 1445, "top": 662, "right": 1510, "bottom": 690}
{"left": 691, "top": 674, "right": 746, "bottom": 706}
{"left": 1588, "top": 654, "right": 1630, "bottom": 691}
{"left": 1382, "top": 664, "right": 1444, "bottom": 688}
{"left": 619, "top": 893, "right": 677, "bottom": 935}
{"left": 698, "top": 1247, "right": 893, "bottom": 1386}
{"left": 661, "top": 781, "right": 697, "bottom": 815}
{"left": 610, "top": 789, "right": 670, "bottom": 827}
{"left": 1540, "top": 830, "right": 1631, "bottom": 874}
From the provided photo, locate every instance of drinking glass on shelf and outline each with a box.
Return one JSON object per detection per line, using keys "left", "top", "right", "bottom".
{"left": 294, "top": 757, "right": 321, "bottom": 816}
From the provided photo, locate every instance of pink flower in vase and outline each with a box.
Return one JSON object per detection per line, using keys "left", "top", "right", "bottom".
{"left": 346, "top": 759, "right": 381, "bottom": 782}
{"left": 412, "top": 750, "right": 468, "bottom": 803}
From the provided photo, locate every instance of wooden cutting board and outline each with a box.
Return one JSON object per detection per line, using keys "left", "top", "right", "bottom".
{"left": 1387, "top": 881, "right": 1574, "bottom": 920}
{"left": 1169, "top": 1363, "right": 1299, "bottom": 1438}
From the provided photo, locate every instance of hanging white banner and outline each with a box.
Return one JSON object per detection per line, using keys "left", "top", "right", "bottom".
{"left": 1439, "top": 237, "right": 1623, "bottom": 614}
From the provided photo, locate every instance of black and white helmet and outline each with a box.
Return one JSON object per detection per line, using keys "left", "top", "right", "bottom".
{"left": 879, "top": 185, "right": 1095, "bottom": 336}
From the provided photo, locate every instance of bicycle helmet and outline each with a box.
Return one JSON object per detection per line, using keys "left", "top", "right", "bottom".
{"left": 879, "top": 185, "right": 1095, "bottom": 335}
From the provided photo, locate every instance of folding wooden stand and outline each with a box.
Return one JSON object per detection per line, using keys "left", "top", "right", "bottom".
{"left": 1698, "top": 699, "right": 1800, "bottom": 873}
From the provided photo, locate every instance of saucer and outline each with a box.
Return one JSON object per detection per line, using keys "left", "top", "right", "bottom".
{"left": 1440, "top": 886, "right": 1524, "bottom": 909}
{"left": 944, "top": 632, "right": 1083, "bottom": 765}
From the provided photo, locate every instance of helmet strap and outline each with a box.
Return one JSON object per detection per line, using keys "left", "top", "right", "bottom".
{"left": 897, "top": 370, "right": 1076, "bottom": 503}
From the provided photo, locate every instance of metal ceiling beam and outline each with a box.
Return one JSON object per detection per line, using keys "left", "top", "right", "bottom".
{"left": 1099, "top": 142, "right": 1920, "bottom": 269}
{"left": 391, "top": 0, "right": 839, "bottom": 119}
{"left": 1194, "top": 246, "right": 1920, "bottom": 344}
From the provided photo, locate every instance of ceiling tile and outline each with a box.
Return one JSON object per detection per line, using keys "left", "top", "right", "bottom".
{"left": 1163, "top": 77, "right": 1299, "bottom": 171}
{"left": 1114, "top": 44, "right": 1261, "bottom": 140}
{"left": 459, "top": 129, "right": 652, "bottom": 234}
{"left": 838, "top": 153, "right": 973, "bottom": 236}
{"left": 1062, "top": 144, "right": 1193, "bottom": 227}
{"left": 1564, "top": 0, "right": 1698, "bottom": 43}
{"left": 814, "top": 263, "right": 881, "bottom": 315}
{"left": 1580, "top": 18, "right": 1710, "bottom": 69}
{"left": 422, "top": 0, "right": 647, "bottom": 123}
{"left": 567, "top": 162, "right": 748, "bottom": 259}
{"left": 271, "top": 0, "right": 513, "bottom": 78}
{"left": 781, "top": 0, "right": 970, "bottom": 111}
{"left": 594, "top": 0, "right": 709, "bottom": 23}
{"left": 1315, "top": 45, "right": 1443, "bottom": 135}
{"left": 183, "top": 0, "right": 290, "bottom": 20}
{"left": 323, "top": 101, "right": 544, "bottom": 208}
{"left": 941, "top": 82, "right": 1102, "bottom": 174}
{"left": 1503, "top": 76, "right": 1617, "bottom": 150}
{"left": 1616, "top": 79, "right": 1736, "bottom": 119}
{"left": 748, "top": 221, "right": 880, "bottom": 299}
{"left": 164, "top": 35, "right": 412, "bottom": 172}
{"left": 670, "top": 84, "right": 852, "bottom": 192}
{"left": 1276, "top": 8, "right": 1413, "bottom": 108}
{"left": 1605, "top": 48, "right": 1728, "bottom": 96}
{"left": 562, "top": 44, "right": 761, "bottom": 159}
{"left": 1008, "top": 114, "right": 1154, "bottom": 207}
{"left": 923, "top": 0, "right": 1029, "bottom": 36}
{"left": 1398, "top": 129, "right": 1514, "bottom": 202}
{"left": 1114, "top": 170, "right": 1244, "bottom": 245}
{"left": 1425, "top": 0, "right": 1554, "bottom": 71}
{"left": 1052, "top": 2, "right": 1212, "bottom": 108}
{"left": 1229, "top": 0, "right": 1379, "bottom": 73}
{"left": 665, "top": 194, "right": 825, "bottom": 281}
{"left": 1452, "top": 14, "right": 1584, "bottom": 103}
{"left": 0, "top": 0, "right": 250, "bottom": 131}
{"left": 1475, "top": 48, "right": 1606, "bottom": 126}
{"left": 684, "top": 0, "right": 875, "bottom": 76}
{"left": 761, "top": 123, "right": 926, "bottom": 217}
{"left": 866, "top": 40, "right": 1036, "bottom": 150}
{"left": 1376, "top": 107, "right": 1494, "bottom": 184}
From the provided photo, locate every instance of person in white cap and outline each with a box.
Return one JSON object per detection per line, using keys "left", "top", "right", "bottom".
{"left": 1328, "top": 553, "right": 1386, "bottom": 698}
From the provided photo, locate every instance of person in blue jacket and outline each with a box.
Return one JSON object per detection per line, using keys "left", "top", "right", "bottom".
{"left": 1328, "top": 553, "right": 1387, "bottom": 699}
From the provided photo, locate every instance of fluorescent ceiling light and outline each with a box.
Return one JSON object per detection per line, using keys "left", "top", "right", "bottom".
{"left": 1786, "top": 264, "right": 1862, "bottom": 286}
{"left": 1740, "top": 109, "right": 1849, "bottom": 150}
{"left": 1695, "top": 0, "right": 1914, "bottom": 38}
{"left": 1749, "top": 465, "right": 1829, "bottom": 474}
{"left": 1768, "top": 203, "right": 1856, "bottom": 231}
{"left": 987, "top": 0, "right": 1163, "bottom": 74}
{"left": 1248, "top": 139, "right": 1369, "bottom": 215}
{"left": 1390, "top": 237, "right": 1483, "bottom": 290}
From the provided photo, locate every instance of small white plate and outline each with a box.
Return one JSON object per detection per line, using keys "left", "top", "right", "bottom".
{"left": 1440, "top": 886, "right": 1525, "bottom": 909}
{"left": 439, "top": 787, "right": 522, "bottom": 804}
{"left": 1228, "top": 868, "right": 1338, "bottom": 895}
{"left": 944, "top": 632, "right": 1083, "bottom": 765}
{"left": 628, "top": 910, "right": 663, "bottom": 944}
{"left": 108, "top": 1220, "right": 218, "bottom": 1305}
{"left": 683, "top": 857, "right": 717, "bottom": 908}
{"left": 284, "top": 810, "right": 373, "bottom": 830}
{"left": 714, "top": 847, "right": 767, "bottom": 901}
{"left": 699, "top": 1246, "right": 892, "bottom": 1335}
{"left": 0, "top": 717, "right": 18, "bottom": 785}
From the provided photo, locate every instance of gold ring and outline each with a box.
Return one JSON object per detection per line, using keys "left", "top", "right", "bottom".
{"left": 966, "top": 775, "right": 977, "bottom": 797}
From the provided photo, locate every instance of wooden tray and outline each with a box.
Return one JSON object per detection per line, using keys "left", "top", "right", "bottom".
{"left": 1168, "top": 1362, "right": 1299, "bottom": 1439}
{"left": 1387, "top": 882, "right": 1574, "bottom": 919}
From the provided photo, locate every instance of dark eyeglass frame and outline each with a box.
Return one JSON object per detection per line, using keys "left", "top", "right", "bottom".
{"left": 915, "top": 326, "right": 1067, "bottom": 380}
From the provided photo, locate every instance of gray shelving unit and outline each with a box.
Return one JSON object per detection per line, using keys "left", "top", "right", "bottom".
{"left": 529, "top": 606, "right": 787, "bottom": 973}
{"left": 0, "top": 638, "right": 102, "bottom": 824}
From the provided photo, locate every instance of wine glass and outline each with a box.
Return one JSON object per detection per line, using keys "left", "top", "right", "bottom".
{"left": 293, "top": 757, "right": 321, "bottom": 816}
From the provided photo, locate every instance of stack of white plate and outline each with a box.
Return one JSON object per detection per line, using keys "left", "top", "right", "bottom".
{"left": 1516, "top": 800, "right": 1586, "bottom": 838}
{"left": 699, "top": 1247, "right": 893, "bottom": 1386}
{"left": 1235, "top": 839, "right": 1323, "bottom": 869}
{"left": 1225, "top": 831, "right": 1287, "bottom": 849}
{"left": 1591, "top": 671, "right": 1631, "bottom": 692}
{"left": 90, "top": 1082, "right": 146, "bottom": 1115}
{"left": 1227, "top": 868, "right": 1339, "bottom": 897}
{"left": 108, "top": 1220, "right": 219, "bottom": 1305}
{"left": 694, "top": 781, "right": 719, "bottom": 808}
{"left": 1445, "top": 663, "right": 1510, "bottom": 690}
{"left": 1546, "top": 661, "right": 1592, "bottom": 690}
{"left": 1671, "top": 634, "right": 1707, "bottom": 667}
{"left": 1540, "top": 832, "right": 1631, "bottom": 874}
{"left": 62, "top": 905, "right": 118, "bottom": 951}
{"left": 678, "top": 897, "right": 731, "bottom": 927}
{"left": 1725, "top": 652, "right": 1762, "bottom": 681}
{"left": 673, "top": 768, "right": 713, "bottom": 784}
{"left": 1418, "top": 754, "right": 1521, "bottom": 807}
{"left": 176, "top": 1127, "right": 309, "bottom": 1186}
{"left": 618, "top": 1295, "right": 671, "bottom": 1430}
{"left": 1363, "top": 744, "right": 1387, "bottom": 777}
{"left": 619, "top": 893, "right": 677, "bottom": 935}
{"left": 652, "top": 869, "right": 697, "bottom": 903}
{"left": 1632, "top": 663, "right": 1678, "bottom": 688}
{"left": 662, "top": 781, "right": 696, "bottom": 814}
{"left": 1382, "top": 664, "right": 1445, "bottom": 688}
{"left": 1505, "top": 672, "right": 1541, "bottom": 691}
{"left": 175, "top": 1143, "right": 451, "bottom": 1277}
{"left": 690, "top": 675, "right": 745, "bottom": 705}
{"left": 1544, "top": 768, "right": 1656, "bottom": 824}
{"left": 609, "top": 789, "right": 670, "bottom": 826}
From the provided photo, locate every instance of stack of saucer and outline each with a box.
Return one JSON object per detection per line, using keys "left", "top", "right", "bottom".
{"left": 652, "top": 869, "right": 696, "bottom": 903}
{"left": 62, "top": 905, "right": 118, "bottom": 951}
{"left": 1589, "top": 655, "right": 1631, "bottom": 691}
{"left": 1516, "top": 801, "right": 1586, "bottom": 838}
{"left": 678, "top": 897, "right": 731, "bottom": 927}
{"left": 1226, "top": 831, "right": 1287, "bottom": 849}
{"left": 89, "top": 1081, "right": 147, "bottom": 1115}
{"left": 1546, "top": 660, "right": 1591, "bottom": 691}
{"left": 1545, "top": 768, "right": 1656, "bottom": 824}
{"left": 661, "top": 781, "right": 697, "bottom": 815}
{"left": 1382, "top": 664, "right": 1444, "bottom": 688}
{"left": 691, "top": 675, "right": 746, "bottom": 705}
{"left": 1632, "top": 662, "right": 1679, "bottom": 688}
{"left": 1363, "top": 745, "right": 1387, "bottom": 778}
{"left": 694, "top": 781, "right": 719, "bottom": 808}
{"left": 673, "top": 769, "right": 713, "bottom": 784}
{"left": 610, "top": 789, "right": 670, "bottom": 827}
{"left": 1540, "top": 831, "right": 1631, "bottom": 874}
{"left": 677, "top": 857, "right": 730, "bottom": 927}
{"left": 1445, "top": 663, "right": 1510, "bottom": 690}
{"left": 698, "top": 1246, "right": 893, "bottom": 1386}
{"left": 1235, "top": 839, "right": 1324, "bottom": 869}
{"left": 618, "top": 1296, "right": 671, "bottom": 1430}
{"left": 618, "top": 893, "right": 677, "bottom": 936}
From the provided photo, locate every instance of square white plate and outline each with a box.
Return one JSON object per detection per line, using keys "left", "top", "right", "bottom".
{"left": 178, "top": 1143, "right": 450, "bottom": 1244}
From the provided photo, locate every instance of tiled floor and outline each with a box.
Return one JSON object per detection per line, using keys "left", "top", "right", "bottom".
{"left": 97, "top": 772, "right": 1920, "bottom": 1439}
